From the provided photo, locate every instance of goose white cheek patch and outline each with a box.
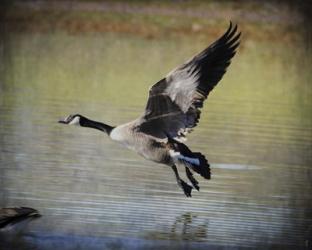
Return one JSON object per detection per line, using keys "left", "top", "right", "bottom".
{"left": 69, "top": 116, "right": 80, "bottom": 125}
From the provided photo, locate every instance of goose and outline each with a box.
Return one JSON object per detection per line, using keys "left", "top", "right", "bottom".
{"left": 0, "top": 207, "right": 41, "bottom": 230}
{"left": 59, "top": 22, "right": 240, "bottom": 197}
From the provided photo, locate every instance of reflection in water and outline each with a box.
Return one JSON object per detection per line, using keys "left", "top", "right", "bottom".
{"left": 170, "top": 213, "right": 207, "bottom": 240}
{"left": 145, "top": 212, "right": 208, "bottom": 241}
{"left": 0, "top": 212, "right": 210, "bottom": 250}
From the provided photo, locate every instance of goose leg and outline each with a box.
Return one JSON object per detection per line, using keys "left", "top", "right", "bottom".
{"left": 171, "top": 165, "right": 192, "bottom": 197}
{"left": 185, "top": 167, "right": 200, "bottom": 191}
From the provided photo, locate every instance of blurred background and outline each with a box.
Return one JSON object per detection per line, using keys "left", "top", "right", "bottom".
{"left": 0, "top": 1, "right": 311, "bottom": 249}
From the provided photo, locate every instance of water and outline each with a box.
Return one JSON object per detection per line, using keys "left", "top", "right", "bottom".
{"left": 0, "top": 25, "right": 311, "bottom": 249}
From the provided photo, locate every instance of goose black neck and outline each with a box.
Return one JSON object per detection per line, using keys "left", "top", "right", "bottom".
{"left": 80, "top": 116, "right": 114, "bottom": 135}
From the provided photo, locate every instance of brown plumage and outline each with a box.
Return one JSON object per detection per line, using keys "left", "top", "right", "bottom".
{"left": 59, "top": 22, "right": 241, "bottom": 197}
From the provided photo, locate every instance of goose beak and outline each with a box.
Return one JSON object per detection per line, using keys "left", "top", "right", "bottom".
{"left": 58, "top": 118, "right": 68, "bottom": 124}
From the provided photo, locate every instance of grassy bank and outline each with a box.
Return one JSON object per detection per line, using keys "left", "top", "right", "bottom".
{"left": 2, "top": 0, "right": 303, "bottom": 43}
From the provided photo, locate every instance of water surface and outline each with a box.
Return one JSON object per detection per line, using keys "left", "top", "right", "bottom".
{"left": 0, "top": 22, "right": 311, "bottom": 249}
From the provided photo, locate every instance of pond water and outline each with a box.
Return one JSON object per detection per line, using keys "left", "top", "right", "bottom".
{"left": 0, "top": 28, "right": 311, "bottom": 249}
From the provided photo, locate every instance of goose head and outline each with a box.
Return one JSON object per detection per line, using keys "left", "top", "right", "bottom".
{"left": 58, "top": 114, "right": 84, "bottom": 126}
{"left": 58, "top": 114, "right": 114, "bottom": 134}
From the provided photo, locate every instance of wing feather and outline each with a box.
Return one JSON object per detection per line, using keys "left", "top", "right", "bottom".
{"left": 136, "top": 22, "right": 241, "bottom": 140}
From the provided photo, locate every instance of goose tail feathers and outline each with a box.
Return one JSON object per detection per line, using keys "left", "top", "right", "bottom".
{"left": 187, "top": 152, "right": 211, "bottom": 179}
{"left": 168, "top": 138, "right": 211, "bottom": 179}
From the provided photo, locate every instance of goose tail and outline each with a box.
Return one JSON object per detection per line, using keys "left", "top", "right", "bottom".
{"left": 168, "top": 138, "right": 211, "bottom": 179}
{"left": 187, "top": 152, "right": 211, "bottom": 179}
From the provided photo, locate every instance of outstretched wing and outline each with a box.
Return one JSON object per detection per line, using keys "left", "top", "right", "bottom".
{"left": 136, "top": 22, "right": 241, "bottom": 140}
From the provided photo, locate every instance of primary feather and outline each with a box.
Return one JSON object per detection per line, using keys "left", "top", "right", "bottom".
{"left": 136, "top": 22, "right": 240, "bottom": 141}
{"left": 59, "top": 22, "right": 241, "bottom": 197}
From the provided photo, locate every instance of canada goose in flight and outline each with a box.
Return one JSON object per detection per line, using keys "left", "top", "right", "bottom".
{"left": 59, "top": 22, "right": 240, "bottom": 197}
{"left": 0, "top": 207, "right": 40, "bottom": 230}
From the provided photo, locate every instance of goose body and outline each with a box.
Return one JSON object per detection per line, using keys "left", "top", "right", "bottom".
{"left": 0, "top": 207, "right": 40, "bottom": 230}
{"left": 59, "top": 23, "right": 241, "bottom": 197}
{"left": 110, "top": 120, "right": 172, "bottom": 164}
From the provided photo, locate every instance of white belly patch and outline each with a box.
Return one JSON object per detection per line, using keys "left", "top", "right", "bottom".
{"left": 110, "top": 126, "right": 126, "bottom": 142}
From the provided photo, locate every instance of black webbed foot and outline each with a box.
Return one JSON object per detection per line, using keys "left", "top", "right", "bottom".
{"left": 171, "top": 165, "right": 193, "bottom": 197}
{"left": 185, "top": 167, "right": 200, "bottom": 191}
{"left": 179, "top": 180, "right": 193, "bottom": 197}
